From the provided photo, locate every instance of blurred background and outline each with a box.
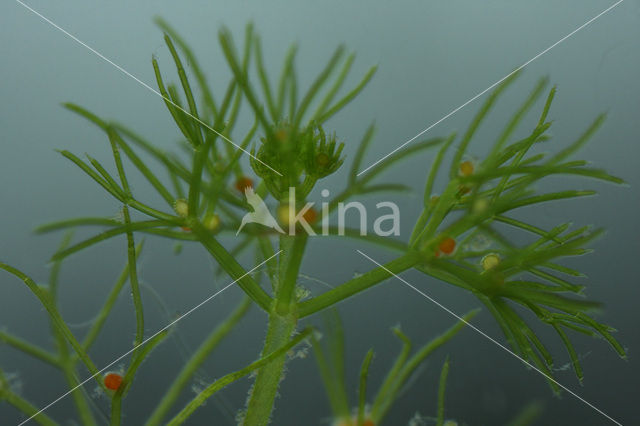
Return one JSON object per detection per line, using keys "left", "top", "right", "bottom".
{"left": 1, "top": 0, "right": 638, "bottom": 424}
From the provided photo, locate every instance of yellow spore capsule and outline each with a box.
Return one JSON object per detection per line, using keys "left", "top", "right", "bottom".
{"left": 472, "top": 197, "right": 490, "bottom": 214}
{"left": 278, "top": 204, "right": 318, "bottom": 229}
{"left": 482, "top": 253, "right": 500, "bottom": 270}
{"left": 203, "top": 214, "right": 221, "bottom": 232}
{"left": 459, "top": 160, "right": 474, "bottom": 177}
{"left": 173, "top": 199, "right": 189, "bottom": 218}
{"left": 277, "top": 204, "right": 293, "bottom": 228}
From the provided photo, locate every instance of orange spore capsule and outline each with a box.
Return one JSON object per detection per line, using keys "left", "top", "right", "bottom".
{"left": 438, "top": 237, "right": 456, "bottom": 255}
{"left": 302, "top": 206, "right": 318, "bottom": 225}
{"left": 362, "top": 420, "right": 375, "bottom": 426}
{"left": 235, "top": 176, "right": 253, "bottom": 193}
{"left": 103, "top": 372, "right": 123, "bottom": 391}
{"left": 459, "top": 160, "right": 474, "bottom": 177}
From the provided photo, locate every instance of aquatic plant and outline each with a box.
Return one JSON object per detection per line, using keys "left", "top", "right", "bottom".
{"left": 0, "top": 19, "right": 627, "bottom": 425}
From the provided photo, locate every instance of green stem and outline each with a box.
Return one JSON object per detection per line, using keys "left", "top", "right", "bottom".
{"left": 298, "top": 252, "right": 420, "bottom": 318}
{"left": 187, "top": 141, "right": 212, "bottom": 216}
{"left": 60, "top": 361, "right": 96, "bottom": 426}
{"left": 243, "top": 313, "right": 298, "bottom": 426}
{"left": 194, "top": 224, "right": 273, "bottom": 311}
{"left": 51, "top": 308, "right": 96, "bottom": 426}
{"left": 257, "top": 236, "right": 278, "bottom": 290}
{"left": 409, "top": 207, "right": 432, "bottom": 248}
{"left": 83, "top": 243, "right": 143, "bottom": 351}
{"left": 122, "top": 206, "right": 145, "bottom": 349}
{"left": 110, "top": 330, "right": 169, "bottom": 425}
{"left": 47, "top": 234, "right": 98, "bottom": 425}
{"left": 276, "top": 234, "right": 307, "bottom": 314}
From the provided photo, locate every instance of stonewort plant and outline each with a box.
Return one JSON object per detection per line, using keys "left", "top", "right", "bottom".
{"left": 0, "top": 19, "right": 627, "bottom": 425}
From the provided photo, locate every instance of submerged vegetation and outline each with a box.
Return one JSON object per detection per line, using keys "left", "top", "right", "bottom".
{"left": 0, "top": 18, "right": 627, "bottom": 425}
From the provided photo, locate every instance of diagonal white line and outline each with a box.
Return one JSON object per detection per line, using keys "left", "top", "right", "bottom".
{"left": 357, "top": 0, "right": 624, "bottom": 177}
{"left": 17, "top": 251, "right": 281, "bottom": 426}
{"left": 356, "top": 249, "right": 623, "bottom": 426}
{"left": 13, "top": 0, "right": 282, "bottom": 177}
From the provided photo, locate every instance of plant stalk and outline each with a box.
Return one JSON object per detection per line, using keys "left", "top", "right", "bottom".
{"left": 243, "top": 312, "right": 297, "bottom": 425}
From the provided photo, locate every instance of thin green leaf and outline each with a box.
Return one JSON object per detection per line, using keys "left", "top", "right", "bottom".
{"left": 540, "top": 262, "right": 585, "bottom": 278}
{"left": 357, "top": 349, "right": 374, "bottom": 425}
{"left": 499, "top": 190, "right": 597, "bottom": 213}
{"left": 494, "top": 215, "right": 563, "bottom": 243}
{"left": 51, "top": 220, "right": 168, "bottom": 262}
{"left": 0, "top": 330, "right": 59, "bottom": 367}
{"left": 108, "top": 128, "right": 175, "bottom": 206}
{"left": 549, "top": 114, "right": 606, "bottom": 165}
{"left": 58, "top": 150, "right": 125, "bottom": 202}
{"left": 292, "top": 45, "right": 345, "bottom": 129}
{"left": 317, "top": 64, "right": 377, "bottom": 124}
{"left": 575, "top": 313, "right": 626, "bottom": 358}
{"left": 436, "top": 357, "right": 450, "bottom": 426}
{"left": 551, "top": 324, "right": 584, "bottom": 382}
{"left": 85, "top": 155, "right": 125, "bottom": 197}
{"left": 507, "top": 400, "right": 545, "bottom": 426}
{"left": 311, "top": 334, "right": 351, "bottom": 419}
{"left": 218, "top": 28, "right": 272, "bottom": 136}
{"left": 276, "top": 44, "right": 297, "bottom": 119}
{"left": 311, "top": 53, "right": 355, "bottom": 122}
{"left": 154, "top": 18, "right": 218, "bottom": 119}
{"left": 371, "top": 327, "right": 412, "bottom": 418}
{"left": 528, "top": 268, "right": 583, "bottom": 293}
{"left": 349, "top": 122, "right": 376, "bottom": 184}
{"left": 358, "top": 138, "right": 444, "bottom": 187}
{"left": 163, "top": 34, "right": 203, "bottom": 145}
{"left": 424, "top": 132, "right": 456, "bottom": 205}
{"left": 253, "top": 35, "right": 278, "bottom": 121}
{"left": 152, "top": 57, "right": 198, "bottom": 146}
{"left": 488, "top": 77, "right": 548, "bottom": 164}
{"left": 35, "top": 217, "right": 121, "bottom": 234}
{"left": 450, "top": 70, "right": 520, "bottom": 179}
